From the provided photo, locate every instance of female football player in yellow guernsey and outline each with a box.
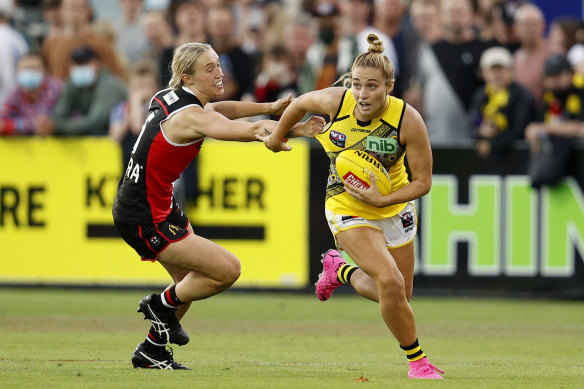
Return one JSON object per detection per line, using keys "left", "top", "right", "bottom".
{"left": 256, "top": 34, "right": 443, "bottom": 380}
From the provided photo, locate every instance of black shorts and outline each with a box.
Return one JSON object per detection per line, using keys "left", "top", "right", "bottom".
{"left": 114, "top": 203, "right": 190, "bottom": 262}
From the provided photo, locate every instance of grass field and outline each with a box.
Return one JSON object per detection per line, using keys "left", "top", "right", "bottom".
{"left": 1, "top": 288, "right": 583, "bottom": 388}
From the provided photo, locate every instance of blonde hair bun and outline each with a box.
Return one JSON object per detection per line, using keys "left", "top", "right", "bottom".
{"left": 367, "top": 34, "right": 384, "bottom": 54}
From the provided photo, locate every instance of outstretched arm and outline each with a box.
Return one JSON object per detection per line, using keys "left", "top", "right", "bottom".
{"left": 164, "top": 104, "right": 324, "bottom": 143}
{"left": 255, "top": 87, "right": 345, "bottom": 152}
{"left": 206, "top": 94, "right": 292, "bottom": 119}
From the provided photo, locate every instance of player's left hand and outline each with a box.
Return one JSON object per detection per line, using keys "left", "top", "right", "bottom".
{"left": 269, "top": 93, "right": 293, "bottom": 116}
{"left": 255, "top": 133, "right": 292, "bottom": 152}
{"left": 294, "top": 115, "right": 326, "bottom": 137}
{"left": 344, "top": 173, "right": 387, "bottom": 208}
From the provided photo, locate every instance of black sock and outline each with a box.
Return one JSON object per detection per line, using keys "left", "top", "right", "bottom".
{"left": 143, "top": 326, "right": 166, "bottom": 352}
{"left": 151, "top": 286, "right": 184, "bottom": 312}
{"left": 337, "top": 264, "right": 358, "bottom": 284}
{"left": 400, "top": 338, "right": 426, "bottom": 362}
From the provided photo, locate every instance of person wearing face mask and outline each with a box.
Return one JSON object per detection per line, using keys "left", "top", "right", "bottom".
{"left": 36, "top": 46, "right": 127, "bottom": 136}
{"left": 0, "top": 53, "right": 62, "bottom": 136}
{"left": 297, "top": 2, "right": 359, "bottom": 95}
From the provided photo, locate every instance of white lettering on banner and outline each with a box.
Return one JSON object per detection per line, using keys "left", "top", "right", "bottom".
{"left": 421, "top": 175, "right": 584, "bottom": 278}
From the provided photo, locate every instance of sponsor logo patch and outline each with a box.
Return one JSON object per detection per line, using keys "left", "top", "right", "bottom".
{"left": 343, "top": 172, "right": 370, "bottom": 190}
{"left": 366, "top": 136, "right": 397, "bottom": 154}
{"left": 400, "top": 211, "right": 414, "bottom": 229}
{"left": 330, "top": 130, "right": 347, "bottom": 147}
{"left": 163, "top": 91, "right": 179, "bottom": 106}
{"left": 150, "top": 235, "right": 161, "bottom": 248}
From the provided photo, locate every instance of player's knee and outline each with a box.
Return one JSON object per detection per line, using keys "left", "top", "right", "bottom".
{"left": 376, "top": 270, "right": 405, "bottom": 298}
{"left": 219, "top": 253, "right": 241, "bottom": 286}
{"left": 226, "top": 259, "right": 241, "bottom": 285}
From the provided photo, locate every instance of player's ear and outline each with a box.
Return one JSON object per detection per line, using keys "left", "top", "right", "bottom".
{"left": 181, "top": 73, "right": 193, "bottom": 86}
{"left": 386, "top": 80, "right": 394, "bottom": 95}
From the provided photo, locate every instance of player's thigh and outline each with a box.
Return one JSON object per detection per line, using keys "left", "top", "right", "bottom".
{"left": 389, "top": 242, "right": 415, "bottom": 300}
{"left": 158, "top": 233, "right": 240, "bottom": 281}
{"left": 336, "top": 226, "right": 402, "bottom": 284}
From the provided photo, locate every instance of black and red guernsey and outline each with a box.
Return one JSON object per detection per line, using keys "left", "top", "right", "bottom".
{"left": 113, "top": 87, "right": 204, "bottom": 224}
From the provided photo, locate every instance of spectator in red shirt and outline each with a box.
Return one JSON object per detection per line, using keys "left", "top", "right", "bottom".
{"left": 0, "top": 53, "right": 62, "bottom": 136}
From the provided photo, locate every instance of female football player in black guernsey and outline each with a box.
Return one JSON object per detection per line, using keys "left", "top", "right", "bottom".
{"left": 112, "top": 42, "right": 324, "bottom": 370}
{"left": 256, "top": 34, "right": 443, "bottom": 379}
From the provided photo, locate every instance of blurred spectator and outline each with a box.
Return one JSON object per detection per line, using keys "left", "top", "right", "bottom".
{"left": 298, "top": 2, "right": 358, "bottom": 94}
{"left": 36, "top": 46, "right": 127, "bottom": 136}
{"left": 282, "top": 12, "right": 315, "bottom": 83}
{"left": 0, "top": 53, "right": 61, "bottom": 136}
{"left": 93, "top": 19, "right": 129, "bottom": 77}
{"left": 0, "top": 3, "right": 29, "bottom": 105}
{"left": 525, "top": 54, "right": 584, "bottom": 187}
{"left": 486, "top": 0, "right": 521, "bottom": 53}
{"left": 257, "top": 1, "right": 290, "bottom": 59}
{"left": 338, "top": 0, "right": 373, "bottom": 38}
{"left": 371, "top": 0, "right": 417, "bottom": 97}
{"left": 403, "top": 0, "right": 441, "bottom": 108}
{"left": 109, "top": 60, "right": 158, "bottom": 167}
{"left": 513, "top": 3, "right": 558, "bottom": 109}
{"left": 568, "top": 43, "right": 584, "bottom": 76}
{"left": 525, "top": 54, "right": 584, "bottom": 151}
{"left": 409, "top": 0, "right": 442, "bottom": 46}
{"left": 354, "top": 0, "right": 398, "bottom": 75}
{"left": 141, "top": 9, "right": 175, "bottom": 87}
{"left": 143, "top": 0, "right": 170, "bottom": 10}
{"left": 41, "top": 0, "right": 125, "bottom": 81}
{"left": 40, "top": 0, "right": 63, "bottom": 42}
{"left": 254, "top": 44, "right": 296, "bottom": 116}
{"left": 112, "top": 0, "right": 148, "bottom": 65}
{"left": 233, "top": 0, "right": 265, "bottom": 56}
{"left": 206, "top": 4, "right": 255, "bottom": 101}
{"left": 469, "top": 47, "right": 534, "bottom": 161}
{"left": 170, "top": 0, "right": 207, "bottom": 47}
{"left": 548, "top": 17, "right": 581, "bottom": 55}
{"left": 411, "top": 0, "right": 491, "bottom": 142}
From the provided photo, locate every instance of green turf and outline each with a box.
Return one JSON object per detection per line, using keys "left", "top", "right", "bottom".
{"left": 1, "top": 288, "right": 583, "bottom": 388}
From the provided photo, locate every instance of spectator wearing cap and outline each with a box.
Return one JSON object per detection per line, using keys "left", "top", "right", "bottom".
{"left": 0, "top": 53, "right": 62, "bottom": 136}
{"left": 298, "top": 2, "right": 359, "bottom": 94}
{"left": 469, "top": 46, "right": 535, "bottom": 163}
{"left": 41, "top": 0, "right": 125, "bottom": 81}
{"left": 36, "top": 46, "right": 127, "bottom": 136}
{"left": 525, "top": 54, "right": 584, "bottom": 151}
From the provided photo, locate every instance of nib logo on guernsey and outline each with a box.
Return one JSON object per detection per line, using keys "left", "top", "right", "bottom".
{"left": 366, "top": 136, "right": 397, "bottom": 154}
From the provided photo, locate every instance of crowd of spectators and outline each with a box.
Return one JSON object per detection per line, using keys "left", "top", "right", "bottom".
{"left": 0, "top": 0, "right": 583, "bottom": 182}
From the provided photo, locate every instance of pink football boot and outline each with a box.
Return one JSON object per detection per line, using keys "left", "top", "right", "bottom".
{"left": 407, "top": 357, "right": 444, "bottom": 379}
{"left": 315, "top": 249, "right": 345, "bottom": 301}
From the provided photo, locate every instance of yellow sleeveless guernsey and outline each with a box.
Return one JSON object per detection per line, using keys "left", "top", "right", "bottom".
{"left": 315, "top": 90, "right": 409, "bottom": 219}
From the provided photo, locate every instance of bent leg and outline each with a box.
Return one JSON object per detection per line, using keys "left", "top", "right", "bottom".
{"left": 158, "top": 233, "right": 241, "bottom": 302}
{"left": 337, "top": 226, "right": 417, "bottom": 346}
{"left": 342, "top": 241, "right": 415, "bottom": 302}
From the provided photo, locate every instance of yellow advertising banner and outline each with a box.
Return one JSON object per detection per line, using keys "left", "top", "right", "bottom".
{"left": 0, "top": 137, "right": 308, "bottom": 287}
